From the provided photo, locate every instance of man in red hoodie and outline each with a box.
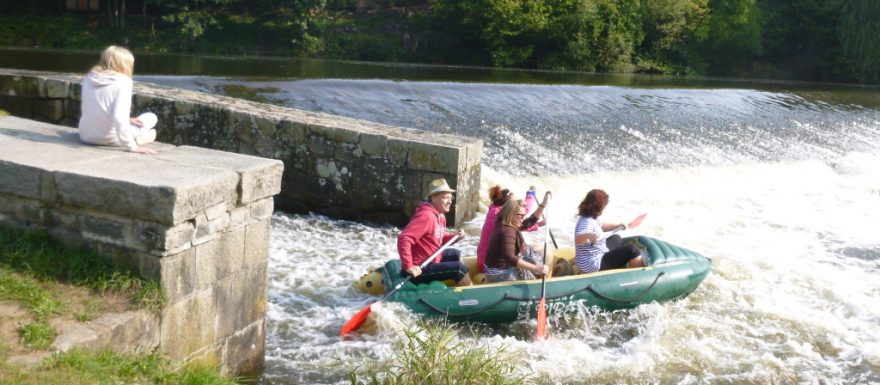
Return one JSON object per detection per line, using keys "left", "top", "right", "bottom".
{"left": 397, "top": 178, "right": 473, "bottom": 286}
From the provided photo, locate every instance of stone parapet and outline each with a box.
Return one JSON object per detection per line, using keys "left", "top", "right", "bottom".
{"left": 0, "top": 115, "right": 282, "bottom": 375}
{"left": 0, "top": 68, "right": 482, "bottom": 226}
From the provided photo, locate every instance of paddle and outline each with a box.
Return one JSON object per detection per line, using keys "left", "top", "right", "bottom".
{"left": 548, "top": 229, "right": 559, "bottom": 249}
{"left": 596, "top": 213, "right": 647, "bottom": 241}
{"left": 339, "top": 235, "right": 461, "bottom": 336}
{"left": 535, "top": 202, "right": 551, "bottom": 340}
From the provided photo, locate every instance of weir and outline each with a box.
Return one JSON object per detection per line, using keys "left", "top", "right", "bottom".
{"left": 0, "top": 68, "right": 482, "bottom": 227}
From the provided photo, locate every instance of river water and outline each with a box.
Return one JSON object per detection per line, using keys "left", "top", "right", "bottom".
{"left": 2, "top": 49, "right": 879, "bottom": 384}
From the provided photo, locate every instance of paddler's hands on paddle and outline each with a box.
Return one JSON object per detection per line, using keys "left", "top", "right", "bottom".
{"left": 531, "top": 264, "right": 549, "bottom": 275}
{"left": 405, "top": 266, "right": 422, "bottom": 277}
{"left": 452, "top": 228, "right": 465, "bottom": 240}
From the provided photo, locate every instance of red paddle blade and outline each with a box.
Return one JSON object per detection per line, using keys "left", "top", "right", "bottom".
{"left": 535, "top": 298, "right": 547, "bottom": 340}
{"left": 629, "top": 213, "right": 647, "bottom": 230}
{"left": 340, "top": 303, "right": 373, "bottom": 336}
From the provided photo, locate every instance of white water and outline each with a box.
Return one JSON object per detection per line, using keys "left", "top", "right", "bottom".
{"left": 263, "top": 150, "right": 880, "bottom": 384}
{"left": 131, "top": 74, "right": 880, "bottom": 384}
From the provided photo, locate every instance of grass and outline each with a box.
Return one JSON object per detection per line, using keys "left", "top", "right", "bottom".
{"left": 16, "top": 323, "right": 56, "bottom": 350}
{"left": 0, "top": 226, "right": 165, "bottom": 314}
{"left": 0, "top": 349, "right": 242, "bottom": 385}
{"left": 349, "top": 321, "right": 530, "bottom": 385}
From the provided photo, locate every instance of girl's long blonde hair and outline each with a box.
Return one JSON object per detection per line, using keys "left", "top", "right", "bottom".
{"left": 93, "top": 45, "right": 134, "bottom": 78}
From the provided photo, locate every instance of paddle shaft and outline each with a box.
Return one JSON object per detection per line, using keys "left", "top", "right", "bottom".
{"left": 339, "top": 235, "right": 461, "bottom": 336}
{"left": 535, "top": 203, "right": 550, "bottom": 340}
{"left": 382, "top": 234, "right": 460, "bottom": 302}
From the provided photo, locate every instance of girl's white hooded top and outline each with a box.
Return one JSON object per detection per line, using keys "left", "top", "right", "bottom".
{"left": 78, "top": 70, "right": 140, "bottom": 151}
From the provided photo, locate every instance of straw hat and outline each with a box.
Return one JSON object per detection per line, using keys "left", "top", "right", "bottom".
{"left": 425, "top": 178, "right": 455, "bottom": 199}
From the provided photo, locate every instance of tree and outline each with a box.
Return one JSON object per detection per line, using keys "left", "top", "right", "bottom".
{"left": 839, "top": 0, "right": 880, "bottom": 83}
{"left": 701, "top": 0, "right": 763, "bottom": 75}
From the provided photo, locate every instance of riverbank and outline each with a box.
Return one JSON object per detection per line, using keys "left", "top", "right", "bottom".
{"left": 0, "top": 225, "right": 238, "bottom": 385}
{"left": 1, "top": 1, "right": 877, "bottom": 84}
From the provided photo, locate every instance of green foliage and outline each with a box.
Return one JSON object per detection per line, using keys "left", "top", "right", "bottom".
{"left": 543, "top": 0, "right": 643, "bottom": 72}
{"left": 1, "top": 1, "right": 879, "bottom": 83}
{"left": 638, "top": 0, "right": 710, "bottom": 74}
{"left": 349, "top": 321, "right": 529, "bottom": 385}
{"left": 701, "top": 0, "right": 763, "bottom": 75}
{"left": 839, "top": 0, "right": 880, "bottom": 83}
{"left": 0, "top": 226, "right": 166, "bottom": 313}
{"left": 17, "top": 323, "right": 57, "bottom": 350}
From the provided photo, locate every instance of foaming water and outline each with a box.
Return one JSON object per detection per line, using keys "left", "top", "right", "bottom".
{"left": 263, "top": 151, "right": 880, "bottom": 384}
{"left": 138, "top": 77, "right": 880, "bottom": 176}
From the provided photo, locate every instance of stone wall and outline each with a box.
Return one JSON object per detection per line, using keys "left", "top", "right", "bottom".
{"left": 0, "top": 115, "right": 283, "bottom": 375}
{"left": 0, "top": 68, "right": 482, "bottom": 226}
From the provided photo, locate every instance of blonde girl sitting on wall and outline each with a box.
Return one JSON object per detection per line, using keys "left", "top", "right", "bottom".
{"left": 78, "top": 45, "right": 158, "bottom": 155}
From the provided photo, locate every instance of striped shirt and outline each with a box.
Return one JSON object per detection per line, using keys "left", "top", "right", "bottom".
{"left": 575, "top": 215, "right": 607, "bottom": 273}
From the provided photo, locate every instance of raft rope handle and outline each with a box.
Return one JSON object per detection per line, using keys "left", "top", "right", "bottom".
{"left": 417, "top": 271, "right": 665, "bottom": 317}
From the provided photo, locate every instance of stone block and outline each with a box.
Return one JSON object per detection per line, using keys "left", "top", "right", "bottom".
{"left": 153, "top": 145, "right": 283, "bottom": 205}
{"left": 306, "top": 135, "right": 334, "bottom": 156}
{"left": 249, "top": 198, "right": 274, "bottom": 221}
{"left": 92, "top": 311, "right": 160, "bottom": 353}
{"left": 359, "top": 132, "right": 387, "bottom": 157}
{"left": 160, "top": 289, "right": 218, "bottom": 360}
{"left": 194, "top": 228, "right": 245, "bottom": 291}
{"left": 408, "top": 141, "right": 461, "bottom": 174}
{"left": 223, "top": 318, "right": 265, "bottom": 376}
{"left": 33, "top": 99, "right": 65, "bottom": 123}
{"left": 386, "top": 138, "right": 409, "bottom": 166}
{"left": 160, "top": 248, "right": 197, "bottom": 301}
{"left": 214, "top": 264, "right": 267, "bottom": 339}
{"left": 244, "top": 219, "right": 270, "bottom": 270}
{"left": 0, "top": 75, "right": 41, "bottom": 97}
{"left": 228, "top": 206, "right": 251, "bottom": 230}
{"left": 46, "top": 79, "right": 70, "bottom": 99}
{"left": 318, "top": 124, "right": 361, "bottom": 144}
{"left": 194, "top": 210, "right": 229, "bottom": 241}
{"left": 0, "top": 161, "right": 44, "bottom": 201}
{"left": 55, "top": 156, "right": 239, "bottom": 225}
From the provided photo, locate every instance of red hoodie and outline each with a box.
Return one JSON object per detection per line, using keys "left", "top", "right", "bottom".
{"left": 398, "top": 202, "right": 456, "bottom": 270}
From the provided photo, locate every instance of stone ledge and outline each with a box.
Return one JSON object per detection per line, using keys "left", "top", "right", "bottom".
{"left": 0, "top": 115, "right": 283, "bottom": 226}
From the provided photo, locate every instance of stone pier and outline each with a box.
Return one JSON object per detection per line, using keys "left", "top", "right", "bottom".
{"left": 0, "top": 115, "right": 283, "bottom": 375}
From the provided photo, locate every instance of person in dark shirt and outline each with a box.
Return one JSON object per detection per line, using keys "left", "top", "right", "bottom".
{"left": 483, "top": 199, "right": 550, "bottom": 283}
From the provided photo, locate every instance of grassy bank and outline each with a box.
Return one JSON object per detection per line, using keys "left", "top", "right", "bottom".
{"left": 0, "top": 225, "right": 238, "bottom": 384}
{"left": 350, "top": 321, "right": 531, "bottom": 385}
{"left": 1, "top": 349, "right": 241, "bottom": 385}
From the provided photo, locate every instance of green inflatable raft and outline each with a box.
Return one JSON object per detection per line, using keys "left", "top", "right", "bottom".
{"left": 355, "top": 236, "right": 711, "bottom": 324}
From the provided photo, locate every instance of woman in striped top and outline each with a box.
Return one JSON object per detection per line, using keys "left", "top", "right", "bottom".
{"left": 574, "top": 189, "right": 644, "bottom": 273}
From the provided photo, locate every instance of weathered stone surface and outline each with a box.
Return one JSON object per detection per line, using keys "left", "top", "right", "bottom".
{"left": 0, "top": 116, "right": 114, "bottom": 201}
{"left": 160, "top": 289, "right": 218, "bottom": 360}
{"left": 153, "top": 145, "right": 283, "bottom": 205}
{"left": 223, "top": 318, "right": 265, "bottom": 376}
{"left": 194, "top": 228, "right": 245, "bottom": 291}
{"left": 244, "top": 218, "right": 270, "bottom": 270}
{"left": 214, "top": 264, "right": 266, "bottom": 338}
{"left": 55, "top": 156, "right": 239, "bottom": 225}
{"left": 160, "top": 248, "right": 197, "bottom": 301}
{"left": 91, "top": 311, "right": 161, "bottom": 353}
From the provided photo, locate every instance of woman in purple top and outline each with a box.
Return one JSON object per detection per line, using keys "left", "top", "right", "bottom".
{"left": 477, "top": 185, "right": 513, "bottom": 272}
